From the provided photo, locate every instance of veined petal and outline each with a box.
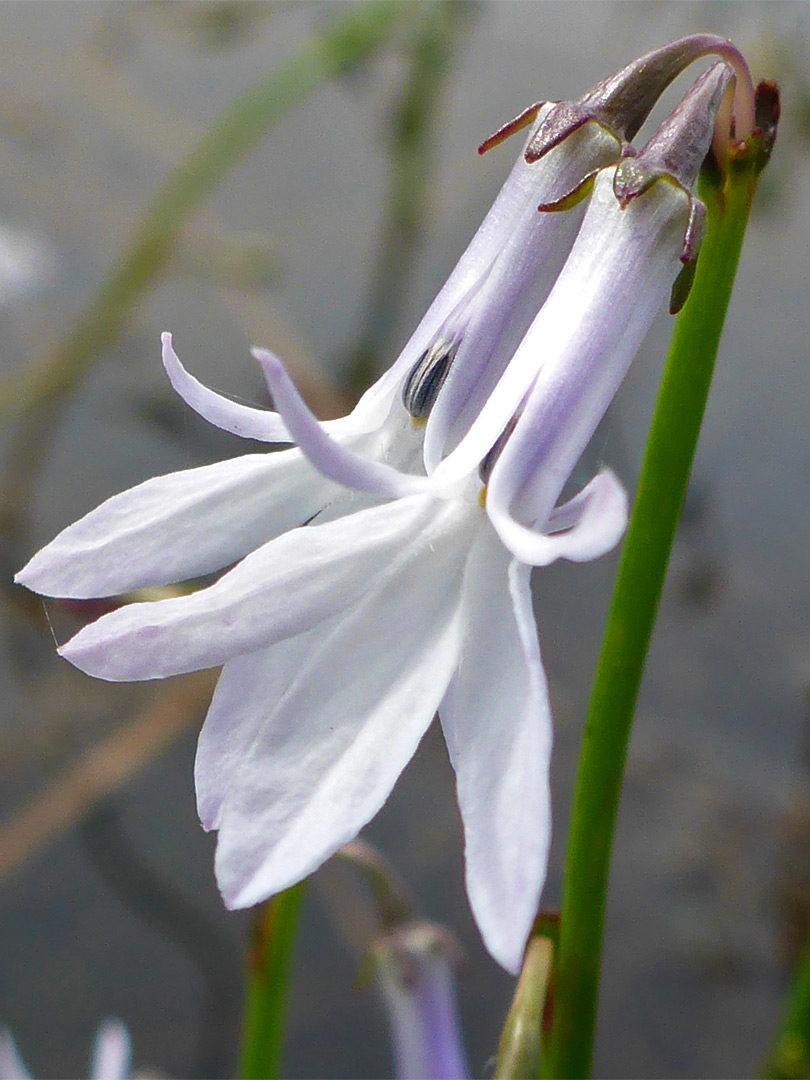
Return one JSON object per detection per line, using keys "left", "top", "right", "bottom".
{"left": 423, "top": 118, "right": 622, "bottom": 472}
{"left": 15, "top": 437, "right": 380, "bottom": 598}
{"left": 253, "top": 349, "right": 434, "bottom": 498}
{"left": 195, "top": 619, "right": 327, "bottom": 831}
{"left": 440, "top": 529, "right": 551, "bottom": 973}
{"left": 347, "top": 103, "right": 554, "bottom": 428}
{"left": 432, "top": 167, "right": 690, "bottom": 491}
{"left": 489, "top": 468, "right": 628, "bottom": 567}
{"left": 57, "top": 494, "right": 466, "bottom": 681}
{"left": 162, "top": 332, "right": 292, "bottom": 443}
{"left": 90, "top": 1021, "right": 132, "bottom": 1080}
{"left": 212, "top": 501, "right": 475, "bottom": 909}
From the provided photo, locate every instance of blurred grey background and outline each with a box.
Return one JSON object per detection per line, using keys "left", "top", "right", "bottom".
{"left": 0, "top": 2, "right": 809, "bottom": 1077}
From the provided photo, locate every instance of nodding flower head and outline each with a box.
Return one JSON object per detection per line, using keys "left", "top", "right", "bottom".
{"left": 373, "top": 923, "right": 469, "bottom": 1080}
{"left": 14, "top": 42, "right": 755, "bottom": 976}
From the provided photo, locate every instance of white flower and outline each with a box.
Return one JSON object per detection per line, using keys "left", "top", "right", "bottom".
{"left": 15, "top": 58, "right": 735, "bottom": 972}
{"left": 15, "top": 98, "right": 613, "bottom": 601}
{"left": 0, "top": 1021, "right": 131, "bottom": 1080}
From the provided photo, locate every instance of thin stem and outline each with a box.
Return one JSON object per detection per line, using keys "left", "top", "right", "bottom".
{"left": 238, "top": 883, "right": 308, "bottom": 1080}
{"left": 765, "top": 928, "right": 810, "bottom": 1079}
{"left": 546, "top": 99, "right": 776, "bottom": 1079}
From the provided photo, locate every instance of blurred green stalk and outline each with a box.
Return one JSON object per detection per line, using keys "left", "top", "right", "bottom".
{"left": 347, "top": 0, "right": 472, "bottom": 392}
{"left": 546, "top": 88, "right": 778, "bottom": 1079}
{"left": 3, "top": 0, "right": 409, "bottom": 421}
{"left": 0, "top": 0, "right": 412, "bottom": 557}
{"left": 238, "top": 883, "right": 308, "bottom": 1080}
{"left": 766, "top": 817, "right": 810, "bottom": 1080}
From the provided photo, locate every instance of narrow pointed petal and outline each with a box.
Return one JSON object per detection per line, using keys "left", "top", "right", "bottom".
{"left": 440, "top": 530, "right": 551, "bottom": 973}
{"left": 162, "top": 332, "right": 293, "bottom": 442}
{"left": 212, "top": 503, "right": 474, "bottom": 908}
{"left": 57, "top": 494, "right": 460, "bottom": 681}
{"left": 438, "top": 166, "right": 689, "bottom": 495}
{"left": 15, "top": 440, "right": 380, "bottom": 598}
{"left": 489, "top": 468, "right": 628, "bottom": 567}
{"left": 90, "top": 1020, "right": 132, "bottom": 1080}
{"left": 253, "top": 349, "right": 433, "bottom": 498}
{"left": 0, "top": 1031, "right": 31, "bottom": 1080}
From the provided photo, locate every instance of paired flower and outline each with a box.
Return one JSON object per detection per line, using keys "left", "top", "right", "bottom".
{"left": 16, "top": 42, "right": 750, "bottom": 972}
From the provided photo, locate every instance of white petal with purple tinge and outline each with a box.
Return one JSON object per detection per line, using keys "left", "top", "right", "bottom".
{"left": 213, "top": 499, "right": 476, "bottom": 908}
{"left": 441, "top": 529, "right": 552, "bottom": 973}
{"left": 58, "top": 494, "right": 453, "bottom": 681}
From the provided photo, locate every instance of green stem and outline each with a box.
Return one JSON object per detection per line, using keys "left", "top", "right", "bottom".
{"left": 238, "top": 882, "right": 308, "bottom": 1080}
{"left": 765, "top": 917, "right": 810, "bottom": 1078}
{"left": 547, "top": 108, "right": 776, "bottom": 1078}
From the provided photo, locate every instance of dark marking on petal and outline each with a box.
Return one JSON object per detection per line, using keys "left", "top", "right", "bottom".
{"left": 669, "top": 260, "right": 697, "bottom": 314}
{"left": 478, "top": 412, "right": 521, "bottom": 485}
{"left": 402, "top": 336, "right": 460, "bottom": 419}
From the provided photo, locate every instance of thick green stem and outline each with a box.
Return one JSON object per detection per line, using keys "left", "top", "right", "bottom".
{"left": 238, "top": 883, "right": 308, "bottom": 1080}
{"left": 546, "top": 104, "right": 776, "bottom": 1079}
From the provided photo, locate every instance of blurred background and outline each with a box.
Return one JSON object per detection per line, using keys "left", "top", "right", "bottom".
{"left": 0, "top": 2, "right": 809, "bottom": 1076}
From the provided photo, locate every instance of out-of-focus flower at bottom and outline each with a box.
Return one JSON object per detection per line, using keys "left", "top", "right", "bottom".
{"left": 373, "top": 923, "right": 470, "bottom": 1080}
{"left": 0, "top": 1020, "right": 132, "bottom": 1080}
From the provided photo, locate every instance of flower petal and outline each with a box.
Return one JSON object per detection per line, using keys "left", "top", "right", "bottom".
{"left": 423, "top": 117, "right": 623, "bottom": 473}
{"left": 432, "top": 167, "right": 690, "bottom": 491}
{"left": 0, "top": 1031, "right": 31, "bottom": 1080}
{"left": 488, "top": 467, "right": 628, "bottom": 567}
{"left": 57, "top": 494, "right": 462, "bottom": 681}
{"left": 89, "top": 1020, "right": 132, "bottom": 1080}
{"left": 195, "top": 619, "right": 326, "bottom": 831}
{"left": 253, "top": 349, "right": 434, "bottom": 498}
{"left": 15, "top": 440, "right": 381, "bottom": 598}
{"left": 211, "top": 502, "right": 474, "bottom": 908}
{"left": 440, "top": 529, "right": 552, "bottom": 973}
{"left": 162, "top": 332, "right": 292, "bottom": 442}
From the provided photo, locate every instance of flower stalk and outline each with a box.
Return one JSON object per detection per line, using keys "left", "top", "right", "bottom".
{"left": 545, "top": 82, "right": 779, "bottom": 1080}
{"left": 765, "top": 929, "right": 810, "bottom": 1079}
{"left": 494, "top": 914, "right": 559, "bottom": 1080}
{"left": 238, "top": 882, "right": 308, "bottom": 1080}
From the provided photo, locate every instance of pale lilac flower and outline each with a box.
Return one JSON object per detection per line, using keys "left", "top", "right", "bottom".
{"left": 0, "top": 1021, "right": 131, "bottom": 1080}
{"left": 373, "top": 924, "right": 469, "bottom": 1080}
{"left": 15, "top": 98, "right": 608, "bottom": 600}
{"left": 16, "top": 55, "right": 740, "bottom": 972}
